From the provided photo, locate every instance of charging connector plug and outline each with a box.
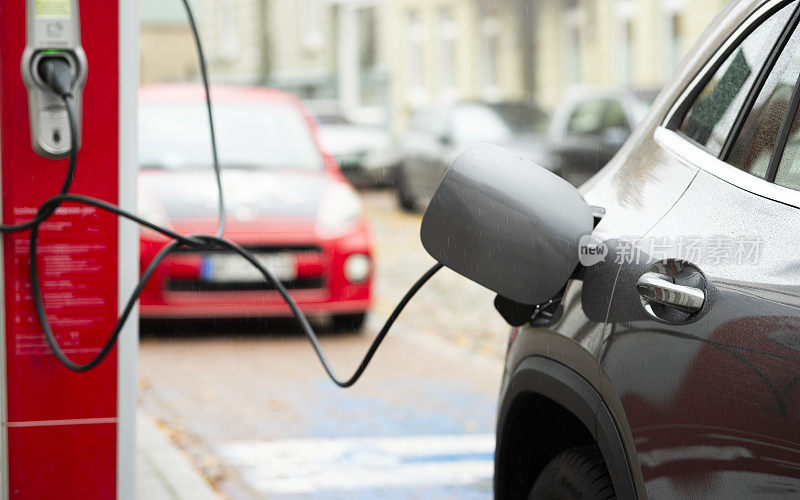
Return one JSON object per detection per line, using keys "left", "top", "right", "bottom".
{"left": 37, "top": 56, "right": 75, "bottom": 98}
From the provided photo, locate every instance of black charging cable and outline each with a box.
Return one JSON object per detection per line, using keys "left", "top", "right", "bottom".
{"left": 20, "top": 0, "right": 444, "bottom": 385}
{"left": 29, "top": 192, "right": 443, "bottom": 380}
{"left": 0, "top": 58, "right": 78, "bottom": 233}
{"left": 181, "top": 0, "right": 225, "bottom": 238}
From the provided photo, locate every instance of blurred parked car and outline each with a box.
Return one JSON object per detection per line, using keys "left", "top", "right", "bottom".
{"left": 137, "top": 85, "right": 372, "bottom": 330}
{"left": 548, "top": 87, "right": 658, "bottom": 186}
{"left": 306, "top": 101, "right": 399, "bottom": 187}
{"left": 395, "top": 101, "right": 550, "bottom": 211}
{"left": 547, "top": 88, "right": 658, "bottom": 186}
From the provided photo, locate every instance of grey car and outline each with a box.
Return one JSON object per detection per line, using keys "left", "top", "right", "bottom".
{"left": 422, "top": 0, "right": 800, "bottom": 498}
{"left": 306, "top": 101, "right": 399, "bottom": 187}
{"left": 548, "top": 87, "right": 658, "bottom": 187}
{"left": 395, "top": 101, "right": 550, "bottom": 211}
{"left": 496, "top": 0, "right": 800, "bottom": 497}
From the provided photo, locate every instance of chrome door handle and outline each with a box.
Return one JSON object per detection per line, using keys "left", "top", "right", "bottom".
{"left": 636, "top": 272, "right": 705, "bottom": 314}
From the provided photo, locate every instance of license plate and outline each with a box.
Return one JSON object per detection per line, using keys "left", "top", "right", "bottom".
{"left": 201, "top": 252, "right": 296, "bottom": 283}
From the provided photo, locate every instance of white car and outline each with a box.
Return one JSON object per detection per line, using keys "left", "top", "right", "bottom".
{"left": 307, "top": 102, "right": 399, "bottom": 187}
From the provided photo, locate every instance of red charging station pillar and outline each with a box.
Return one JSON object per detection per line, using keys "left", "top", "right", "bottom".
{"left": 0, "top": 0, "right": 138, "bottom": 497}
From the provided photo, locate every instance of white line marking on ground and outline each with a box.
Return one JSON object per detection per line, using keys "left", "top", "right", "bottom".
{"left": 217, "top": 434, "right": 495, "bottom": 494}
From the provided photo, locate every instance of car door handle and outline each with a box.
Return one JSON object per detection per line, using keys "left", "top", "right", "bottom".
{"left": 636, "top": 272, "right": 705, "bottom": 314}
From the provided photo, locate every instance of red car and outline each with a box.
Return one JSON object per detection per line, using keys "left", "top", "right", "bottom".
{"left": 137, "top": 85, "right": 372, "bottom": 329}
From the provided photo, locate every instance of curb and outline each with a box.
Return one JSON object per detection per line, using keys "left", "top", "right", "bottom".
{"left": 137, "top": 411, "right": 220, "bottom": 500}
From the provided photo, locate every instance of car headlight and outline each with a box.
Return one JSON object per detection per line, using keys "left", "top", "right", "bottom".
{"left": 316, "top": 183, "right": 363, "bottom": 237}
{"left": 344, "top": 253, "right": 371, "bottom": 283}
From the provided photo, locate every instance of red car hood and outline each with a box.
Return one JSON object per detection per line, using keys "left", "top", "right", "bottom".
{"left": 139, "top": 168, "right": 335, "bottom": 222}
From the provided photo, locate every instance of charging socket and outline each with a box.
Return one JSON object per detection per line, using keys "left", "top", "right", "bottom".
{"left": 20, "top": 0, "right": 87, "bottom": 159}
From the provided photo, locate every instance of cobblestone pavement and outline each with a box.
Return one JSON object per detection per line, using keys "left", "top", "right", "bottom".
{"left": 138, "top": 188, "right": 513, "bottom": 499}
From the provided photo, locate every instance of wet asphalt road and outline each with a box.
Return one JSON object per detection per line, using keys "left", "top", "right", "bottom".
{"left": 138, "top": 189, "right": 511, "bottom": 499}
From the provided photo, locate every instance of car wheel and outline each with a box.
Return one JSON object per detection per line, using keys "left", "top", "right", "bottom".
{"left": 395, "top": 166, "right": 418, "bottom": 212}
{"left": 528, "top": 445, "right": 615, "bottom": 500}
{"left": 332, "top": 313, "right": 367, "bottom": 332}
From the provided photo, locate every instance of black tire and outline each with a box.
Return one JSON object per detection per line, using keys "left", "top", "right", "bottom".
{"left": 528, "top": 445, "right": 615, "bottom": 500}
{"left": 332, "top": 313, "right": 367, "bottom": 332}
{"left": 395, "top": 166, "right": 418, "bottom": 212}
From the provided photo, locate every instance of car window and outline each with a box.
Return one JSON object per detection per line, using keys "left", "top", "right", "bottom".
{"left": 678, "top": 2, "right": 795, "bottom": 155}
{"left": 566, "top": 99, "right": 608, "bottom": 136}
{"left": 775, "top": 124, "right": 800, "bottom": 190}
{"left": 728, "top": 22, "right": 800, "bottom": 179}
{"left": 451, "top": 104, "right": 512, "bottom": 144}
{"left": 139, "top": 102, "right": 323, "bottom": 170}
{"left": 772, "top": 87, "right": 800, "bottom": 190}
{"left": 603, "top": 101, "right": 630, "bottom": 132}
{"left": 488, "top": 102, "right": 549, "bottom": 134}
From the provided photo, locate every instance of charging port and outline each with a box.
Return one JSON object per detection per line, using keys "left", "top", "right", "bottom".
{"left": 35, "top": 55, "right": 76, "bottom": 97}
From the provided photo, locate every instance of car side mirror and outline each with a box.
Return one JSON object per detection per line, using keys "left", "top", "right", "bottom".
{"left": 420, "top": 144, "right": 594, "bottom": 306}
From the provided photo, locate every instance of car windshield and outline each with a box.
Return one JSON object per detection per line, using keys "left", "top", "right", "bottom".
{"left": 488, "top": 103, "right": 549, "bottom": 134}
{"left": 138, "top": 101, "right": 324, "bottom": 170}
{"left": 315, "top": 113, "right": 351, "bottom": 126}
{"left": 451, "top": 104, "right": 514, "bottom": 144}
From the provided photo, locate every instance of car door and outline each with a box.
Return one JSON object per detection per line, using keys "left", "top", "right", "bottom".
{"left": 598, "top": 3, "right": 800, "bottom": 497}
{"left": 408, "top": 106, "right": 450, "bottom": 204}
{"left": 422, "top": 107, "right": 454, "bottom": 202}
{"left": 399, "top": 110, "right": 430, "bottom": 199}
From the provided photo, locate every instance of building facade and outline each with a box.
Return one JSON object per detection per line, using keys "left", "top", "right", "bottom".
{"left": 139, "top": 0, "right": 198, "bottom": 84}
{"left": 193, "top": 0, "right": 269, "bottom": 84}
{"left": 140, "top": 0, "right": 736, "bottom": 129}
{"left": 534, "top": 0, "right": 730, "bottom": 109}
{"left": 384, "top": 0, "right": 527, "bottom": 132}
{"left": 203, "top": 0, "right": 528, "bottom": 133}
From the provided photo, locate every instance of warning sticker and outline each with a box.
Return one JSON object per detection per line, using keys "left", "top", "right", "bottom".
{"left": 7, "top": 206, "right": 113, "bottom": 356}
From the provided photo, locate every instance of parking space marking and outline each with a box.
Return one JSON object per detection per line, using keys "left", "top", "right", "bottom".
{"left": 217, "top": 433, "right": 494, "bottom": 494}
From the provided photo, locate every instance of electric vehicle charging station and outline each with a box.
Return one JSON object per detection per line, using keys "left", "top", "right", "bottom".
{"left": 0, "top": 0, "right": 138, "bottom": 497}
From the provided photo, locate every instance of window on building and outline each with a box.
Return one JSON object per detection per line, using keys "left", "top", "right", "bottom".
{"left": 662, "top": 0, "right": 686, "bottom": 74}
{"left": 406, "top": 11, "right": 425, "bottom": 95}
{"left": 623, "top": 20, "right": 634, "bottom": 84}
{"left": 565, "top": 6, "right": 582, "bottom": 84}
{"left": 677, "top": 2, "right": 795, "bottom": 155}
{"left": 438, "top": 7, "right": 457, "bottom": 97}
{"left": 300, "top": 0, "right": 323, "bottom": 51}
{"left": 567, "top": 27, "right": 581, "bottom": 84}
{"left": 480, "top": 17, "right": 501, "bottom": 98}
{"left": 358, "top": 7, "right": 382, "bottom": 107}
{"left": 669, "top": 13, "right": 684, "bottom": 70}
{"left": 217, "top": 0, "right": 239, "bottom": 58}
{"left": 616, "top": 0, "right": 636, "bottom": 85}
